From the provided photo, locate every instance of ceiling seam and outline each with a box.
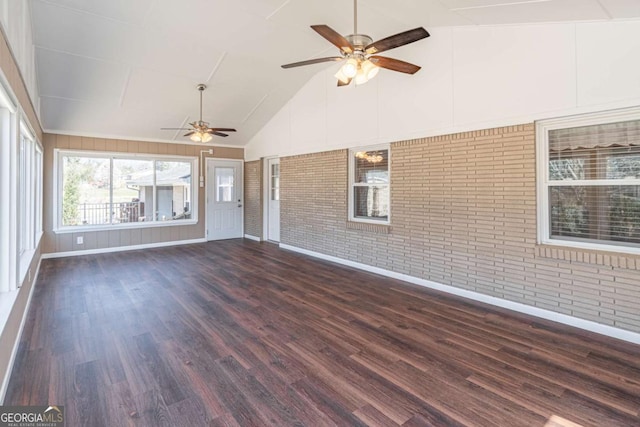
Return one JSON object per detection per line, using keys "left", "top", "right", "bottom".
{"left": 118, "top": 68, "right": 132, "bottom": 107}
{"left": 37, "top": 0, "right": 136, "bottom": 27}
{"left": 266, "top": 0, "right": 292, "bottom": 21}
{"left": 594, "top": 0, "right": 613, "bottom": 20}
{"left": 206, "top": 51, "right": 228, "bottom": 83}
{"left": 242, "top": 93, "right": 270, "bottom": 124}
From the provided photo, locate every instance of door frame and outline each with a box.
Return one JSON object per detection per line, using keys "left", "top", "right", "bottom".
{"left": 262, "top": 156, "right": 279, "bottom": 242}
{"left": 205, "top": 157, "right": 244, "bottom": 241}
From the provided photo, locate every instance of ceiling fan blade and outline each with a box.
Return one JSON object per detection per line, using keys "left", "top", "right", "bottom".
{"left": 311, "top": 25, "right": 353, "bottom": 54}
{"left": 208, "top": 128, "right": 236, "bottom": 132}
{"left": 365, "top": 27, "right": 430, "bottom": 55}
{"left": 161, "top": 128, "right": 192, "bottom": 130}
{"left": 282, "top": 56, "right": 344, "bottom": 69}
{"left": 211, "top": 132, "right": 229, "bottom": 137}
{"left": 370, "top": 56, "right": 421, "bottom": 74}
{"left": 337, "top": 78, "right": 352, "bottom": 87}
{"left": 183, "top": 131, "right": 195, "bottom": 137}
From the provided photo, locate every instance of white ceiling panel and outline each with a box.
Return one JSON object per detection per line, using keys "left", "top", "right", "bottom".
{"left": 36, "top": 48, "right": 129, "bottom": 103}
{"left": 361, "top": 0, "right": 473, "bottom": 28}
{"left": 445, "top": 0, "right": 552, "bottom": 9}
{"left": 202, "top": 81, "right": 271, "bottom": 124}
{"left": 31, "top": 0, "right": 137, "bottom": 62}
{"left": 452, "top": 0, "right": 608, "bottom": 25}
{"left": 29, "top": 0, "right": 640, "bottom": 145}
{"left": 268, "top": 0, "right": 409, "bottom": 43}
{"left": 121, "top": 69, "right": 197, "bottom": 114}
{"left": 128, "top": 29, "right": 227, "bottom": 83}
{"left": 598, "top": 0, "right": 640, "bottom": 19}
{"left": 37, "top": 0, "right": 155, "bottom": 24}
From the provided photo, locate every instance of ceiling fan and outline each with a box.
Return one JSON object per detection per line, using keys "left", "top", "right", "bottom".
{"left": 281, "top": 0, "right": 429, "bottom": 86}
{"left": 161, "top": 84, "right": 236, "bottom": 143}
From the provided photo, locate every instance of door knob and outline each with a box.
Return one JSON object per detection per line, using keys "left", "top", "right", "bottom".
{"left": 238, "top": 204, "right": 242, "bottom": 207}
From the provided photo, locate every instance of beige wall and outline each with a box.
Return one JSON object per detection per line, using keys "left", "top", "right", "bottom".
{"left": 42, "top": 133, "right": 243, "bottom": 254}
{"left": 0, "top": 26, "right": 43, "bottom": 400}
{"left": 277, "top": 124, "right": 640, "bottom": 334}
{"left": 244, "top": 160, "right": 262, "bottom": 238}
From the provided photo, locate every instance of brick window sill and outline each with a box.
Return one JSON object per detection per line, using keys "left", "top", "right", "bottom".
{"left": 535, "top": 244, "right": 640, "bottom": 270}
{"left": 346, "top": 221, "right": 391, "bottom": 234}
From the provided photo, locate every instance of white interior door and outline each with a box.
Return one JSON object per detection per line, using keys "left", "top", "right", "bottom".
{"left": 267, "top": 157, "right": 280, "bottom": 242}
{"left": 207, "top": 159, "right": 243, "bottom": 240}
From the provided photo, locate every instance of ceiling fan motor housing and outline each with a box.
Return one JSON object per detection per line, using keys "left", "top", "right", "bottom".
{"left": 346, "top": 34, "right": 373, "bottom": 53}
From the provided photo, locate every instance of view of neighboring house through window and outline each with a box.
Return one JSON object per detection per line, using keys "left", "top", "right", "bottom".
{"left": 58, "top": 151, "right": 195, "bottom": 229}
{"left": 538, "top": 110, "right": 640, "bottom": 252}
{"left": 349, "top": 147, "right": 390, "bottom": 223}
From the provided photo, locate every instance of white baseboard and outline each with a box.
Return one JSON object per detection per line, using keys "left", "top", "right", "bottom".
{"left": 42, "top": 238, "right": 207, "bottom": 259}
{"left": 280, "top": 243, "right": 640, "bottom": 345}
{"left": 0, "top": 258, "right": 41, "bottom": 404}
{"left": 243, "top": 234, "right": 261, "bottom": 242}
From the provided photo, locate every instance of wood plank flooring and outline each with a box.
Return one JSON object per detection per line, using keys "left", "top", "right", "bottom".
{"left": 5, "top": 239, "right": 640, "bottom": 426}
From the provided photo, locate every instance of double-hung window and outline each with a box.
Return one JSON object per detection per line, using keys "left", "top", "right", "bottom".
{"left": 537, "top": 108, "right": 640, "bottom": 254}
{"left": 56, "top": 151, "right": 197, "bottom": 231}
{"left": 349, "top": 146, "right": 390, "bottom": 223}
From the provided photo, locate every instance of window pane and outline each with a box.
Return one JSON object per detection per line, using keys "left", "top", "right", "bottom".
{"left": 549, "top": 119, "right": 640, "bottom": 181}
{"left": 354, "top": 186, "right": 389, "bottom": 220}
{"left": 550, "top": 185, "right": 640, "bottom": 246}
{"left": 113, "top": 159, "right": 153, "bottom": 223}
{"left": 215, "top": 167, "right": 234, "bottom": 202}
{"left": 155, "top": 161, "right": 192, "bottom": 221}
{"left": 354, "top": 150, "right": 389, "bottom": 184}
{"left": 18, "top": 136, "right": 27, "bottom": 254}
{"left": 271, "top": 163, "right": 279, "bottom": 201}
{"left": 62, "top": 156, "right": 110, "bottom": 226}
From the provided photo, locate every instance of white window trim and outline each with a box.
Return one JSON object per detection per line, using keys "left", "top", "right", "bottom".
{"left": 536, "top": 106, "right": 640, "bottom": 256}
{"left": 53, "top": 149, "right": 199, "bottom": 233}
{"left": 17, "top": 115, "right": 41, "bottom": 284}
{"left": 348, "top": 144, "right": 391, "bottom": 225}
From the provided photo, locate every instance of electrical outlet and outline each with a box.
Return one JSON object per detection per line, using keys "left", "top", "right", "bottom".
{"left": 77, "top": 236, "right": 84, "bottom": 245}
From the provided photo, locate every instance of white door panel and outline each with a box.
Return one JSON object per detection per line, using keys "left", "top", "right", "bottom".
{"left": 207, "top": 159, "right": 243, "bottom": 240}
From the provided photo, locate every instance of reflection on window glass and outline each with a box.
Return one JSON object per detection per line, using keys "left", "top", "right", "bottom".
{"left": 547, "top": 119, "right": 640, "bottom": 248}
{"left": 550, "top": 185, "right": 640, "bottom": 245}
{"left": 352, "top": 149, "right": 389, "bottom": 221}
{"left": 216, "top": 167, "right": 235, "bottom": 202}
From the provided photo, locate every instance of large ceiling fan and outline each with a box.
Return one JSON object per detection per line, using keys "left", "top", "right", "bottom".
{"left": 281, "top": 0, "right": 429, "bottom": 86}
{"left": 161, "top": 84, "right": 236, "bottom": 143}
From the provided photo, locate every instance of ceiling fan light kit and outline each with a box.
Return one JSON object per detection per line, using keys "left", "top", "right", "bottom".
{"left": 160, "top": 84, "right": 236, "bottom": 142}
{"left": 281, "top": 0, "right": 429, "bottom": 87}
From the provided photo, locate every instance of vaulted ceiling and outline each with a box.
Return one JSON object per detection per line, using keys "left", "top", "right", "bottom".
{"left": 32, "top": 0, "right": 640, "bottom": 146}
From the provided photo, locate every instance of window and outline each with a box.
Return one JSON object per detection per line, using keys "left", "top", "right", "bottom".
{"left": 349, "top": 146, "right": 390, "bottom": 223}
{"left": 537, "top": 108, "right": 640, "bottom": 254}
{"left": 56, "top": 151, "right": 196, "bottom": 230}
{"left": 17, "top": 121, "right": 42, "bottom": 280}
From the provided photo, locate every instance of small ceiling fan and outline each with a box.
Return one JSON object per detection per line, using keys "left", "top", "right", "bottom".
{"left": 161, "top": 84, "right": 236, "bottom": 143}
{"left": 281, "top": 0, "right": 429, "bottom": 86}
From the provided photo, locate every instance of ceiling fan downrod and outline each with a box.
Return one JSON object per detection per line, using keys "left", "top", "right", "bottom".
{"left": 197, "top": 84, "right": 206, "bottom": 125}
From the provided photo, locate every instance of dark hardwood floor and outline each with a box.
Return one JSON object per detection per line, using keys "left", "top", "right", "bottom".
{"left": 5, "top": 239, "right": 640, "bottom": 426}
